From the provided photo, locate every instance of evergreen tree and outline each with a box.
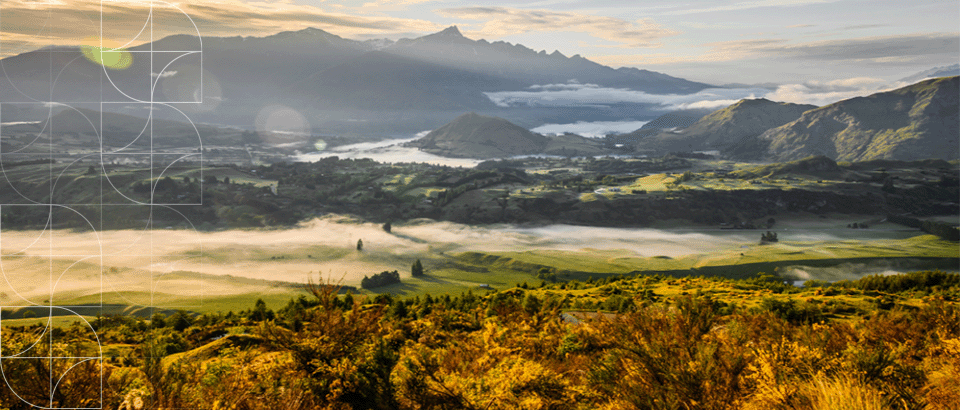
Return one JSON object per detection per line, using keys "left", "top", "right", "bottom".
{"left": 412, "top": 259, "right": 424, "bottom": 277}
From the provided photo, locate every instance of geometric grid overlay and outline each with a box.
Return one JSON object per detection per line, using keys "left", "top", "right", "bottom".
{"left": 0, "top": 1, "right": 203, "bottom": 407}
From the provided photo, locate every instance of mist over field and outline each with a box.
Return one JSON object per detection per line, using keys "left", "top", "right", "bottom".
{"left": 0, "top": 214, "right": 932, "bottom": 306}
{"left": 531, "top": 120, "right": 650, "bottom": 138}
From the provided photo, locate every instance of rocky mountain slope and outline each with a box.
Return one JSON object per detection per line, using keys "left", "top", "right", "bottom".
{"left": 631, "top": 98, "right": 817, "bottom": 155}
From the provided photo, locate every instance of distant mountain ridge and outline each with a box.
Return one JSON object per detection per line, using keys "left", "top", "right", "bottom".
{"left": 383, "top": 26, "right": 710, "bottom": 94}
{"left": 0, "top": 26, "right": 711, "bottom": 134}
{"left": 900, "top": 64, "right": 960, "bottom": 84}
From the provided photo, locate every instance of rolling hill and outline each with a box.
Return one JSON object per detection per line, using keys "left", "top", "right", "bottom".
{"left": 408, "top": 112, "right": 611, "bottom": 159}
{"left": 409, "top": 113, "right": 549, "bottom": 158}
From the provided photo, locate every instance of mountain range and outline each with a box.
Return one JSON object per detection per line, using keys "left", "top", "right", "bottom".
{"left": 899, "top": 64, "right": 960, "bottom": 84}
{"left": 620, "top": 76, "right": 959, "bottom": 162}
{"left": 0, "top": 26, "right": 709, "bottom": 134}
{"left": 417, "top": 76, "right": 959, "bottom": 162}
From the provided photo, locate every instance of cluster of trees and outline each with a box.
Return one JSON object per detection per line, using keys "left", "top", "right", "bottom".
{"left": 361, "top": 270, "right": 401, "bottom": 289}
{"left": 888, "top": 214, "right": 960, "bottom": 241}
{"left": 831, "top": 270, "right": 960, "bottom": 293}
{"left": 759, "top": 231, "right": 778, "bottom": 243}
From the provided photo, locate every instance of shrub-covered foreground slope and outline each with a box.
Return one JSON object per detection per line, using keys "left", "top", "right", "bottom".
{"left": 2, "top": 271, "right": 959, "bottom": 409}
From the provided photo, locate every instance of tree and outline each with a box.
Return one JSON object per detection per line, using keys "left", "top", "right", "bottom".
{"left": 357, "top": 239, "right": 364, "bottom": 251}
{"left": 170, "top": 310, "right": 193, "bottom": 331}
{"left": 250, "top": 298, "right": 274, "bottom": 321}
{"left": 389, "top": 300, "right": 408, "bottom": 319}
{"left": 523, "top": 294, "right": 541, "bottom": 314}
{"left": 382, "top": 222, "right": 392, "bottom": 233}
{"left": 412, "top": 259, "right": 424, "bottom": 277}
{"left": 151, "top": 313, "right": 166, "bottom": 328}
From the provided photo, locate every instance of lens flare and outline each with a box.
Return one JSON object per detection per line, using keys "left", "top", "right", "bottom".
{"left": 80, "top": 38, "right": 133, "bottom": 70}
{"left": 255, "top": 105, "right": 312, "bottom": 143}
{"left": 314, "top": 139, "right": 328, "bottom": 151}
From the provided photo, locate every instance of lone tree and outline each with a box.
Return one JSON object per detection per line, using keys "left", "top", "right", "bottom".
{"left": 412, "top": 259, "right": 424, "bottom": 277}
{"left": 382, "top": 222, "right": 392, "bottom": 233}
{"left": 357, "top": 239, "right": 363, "bottom": 251}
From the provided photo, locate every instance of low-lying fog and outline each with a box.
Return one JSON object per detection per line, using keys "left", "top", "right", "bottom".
{"left": 296, "top": 137, "right": 482, "bottom": 167}
{"left": 0, "top": 216, "right": 928, "bottom": 303}
{"left": 531, "top": 120, "right": 649, "bottom": 138}
{"left": 782, "top": 261, "right": 958, "bottom": 285}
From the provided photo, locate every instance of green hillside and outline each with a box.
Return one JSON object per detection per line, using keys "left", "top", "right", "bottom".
{"left": 760, "top": 76, "right": 960, "bottom": 161}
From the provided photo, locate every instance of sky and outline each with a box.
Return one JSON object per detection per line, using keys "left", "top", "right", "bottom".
{"left": 0, "top": 0, "right": 957, "bottom": 85}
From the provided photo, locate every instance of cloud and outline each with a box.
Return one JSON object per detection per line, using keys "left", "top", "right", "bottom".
{"left": 361, "top": 0, "right": 438, "bottom": 9}
{"left": 485, "top": 75, "right": 915, "bottom": 110}
{"left": 658, "top": 0, "right": 837, "bottom": 15}
{"left": 531, "top": 120, "right": 653, "bottom": 139}
{"left": 152, "top": 70, "right": 178, "bottom": 79}
{"left": 763, "top": 77, "right": 915, "bottom": 106}
{"left": 769, "top": 33, "right": 960, "bottom": 62}
{"left": 698, "top": 33, "right": 960, "bottom": 64}
{"left": 436, "top": 6, "right": 678, "bottom": 48}
{"left": 592, "top": 32, "right": 959, "bottom": 67}
{"left": 484, "top": 82, "right": 768, "bottom": 110}
{"left": 0, "top": 0, "right": 442, "bottom": 56}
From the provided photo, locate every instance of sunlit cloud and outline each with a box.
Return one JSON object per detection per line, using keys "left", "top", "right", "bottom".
{"left": 483, "top": 74, "right": 927, "bottom": 110}
{"left": 592, "top": 32, "right": 959, "bottom": 69}
{"left": 0, "top": 0, "right": 442, "bottom": 56}
{"left": 436, "top": 6, "right": 678, "bottom": 48}
{"left": 657, "top": 0, "right": 838, "bottom": 15}
{"left": 484, "top": 82, "right": 769, "bottom": 110}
